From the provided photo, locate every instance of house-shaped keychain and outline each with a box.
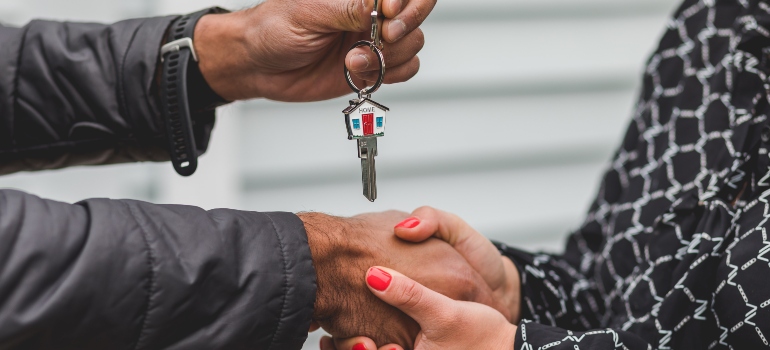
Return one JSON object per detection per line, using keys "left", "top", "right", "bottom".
{"left": 343, "top": 98, "right": 389, "bottom": 140}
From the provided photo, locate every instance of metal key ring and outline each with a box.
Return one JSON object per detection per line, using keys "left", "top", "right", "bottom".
{"left": 344, "top": 40, "right": 386, "bottom": 97}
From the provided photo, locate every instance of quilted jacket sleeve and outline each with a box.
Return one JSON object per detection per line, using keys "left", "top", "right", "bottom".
{"left": 0, "top": 189, "right": 316, "bottom": 350}
{"left": 0, "top": 16, "right": 216, "bottom": 174}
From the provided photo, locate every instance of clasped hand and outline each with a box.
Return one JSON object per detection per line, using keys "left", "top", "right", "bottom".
{"left": 306, "top": 208, "right": 522, "bottom": 350}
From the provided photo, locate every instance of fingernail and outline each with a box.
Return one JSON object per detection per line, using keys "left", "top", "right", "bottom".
{"left": 353, "top": 344, "right": 367, "bottom": 350}
{"left": 367, "top": 267, "right": 392, "bottom": 291}
{"left": 388, "top": 19, "right": 407, "bottom": 41}
{"left": 349, "top": 54, "right": 370, "bottom": 71}
{"left": 395, "top": 217, "right": 420, "bottom": 229}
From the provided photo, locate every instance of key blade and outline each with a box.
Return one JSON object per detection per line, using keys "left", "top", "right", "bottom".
{"left": 361, "top": 157, "right": 377, "bottom": 202}
{"left": 357, "top": 138, "right": 378, "bottom": 202}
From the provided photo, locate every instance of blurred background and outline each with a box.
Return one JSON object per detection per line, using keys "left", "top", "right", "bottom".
{"left": 0, "top": 0, "right": 677, "bottom": 348}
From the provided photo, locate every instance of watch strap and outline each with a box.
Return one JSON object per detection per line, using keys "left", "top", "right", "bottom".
{"left": 159, "top": 7, "right": 227, "bottom": 176}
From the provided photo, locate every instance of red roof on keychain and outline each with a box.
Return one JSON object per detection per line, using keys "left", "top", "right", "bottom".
{"left": 343, "top": 98, "right": 389, "bottom": 140}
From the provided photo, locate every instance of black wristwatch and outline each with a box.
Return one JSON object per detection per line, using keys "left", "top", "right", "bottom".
{"left": 159, "top": 7, "right": 229, "bottom": 176}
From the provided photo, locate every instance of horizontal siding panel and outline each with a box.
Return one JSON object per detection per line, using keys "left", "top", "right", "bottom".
{"left": 239, "top": 90, "right": 633, "bottom": 177}
{"left": 433, "top": 0, "right": 676, "bottom": 21}
{"left": 241, "top": 161, "right": 606, "bottom": 249}
{"left": 416, "top": 16, "right": 667, "bottom": 85}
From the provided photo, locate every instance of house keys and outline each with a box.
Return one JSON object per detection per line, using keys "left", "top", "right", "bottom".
{"left": 342, "top": 0, "right": 388, "bottom": 202}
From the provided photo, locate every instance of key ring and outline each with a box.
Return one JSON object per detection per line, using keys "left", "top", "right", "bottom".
{"left": 344, "top": 40, "right": 386, "bottom": 99}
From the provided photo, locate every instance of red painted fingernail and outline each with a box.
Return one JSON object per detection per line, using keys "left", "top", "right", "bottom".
{"left": 367, "top": 267, "right": 392, "bottom": 291}
{"left": 353, "top": 344, "right": 366, "bottom": 350}
{"left": 395, "top": 217, "right": 420, "bottom": 229}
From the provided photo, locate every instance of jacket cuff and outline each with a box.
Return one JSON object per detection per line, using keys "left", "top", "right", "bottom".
{"left": 514, "top": 321, "right": 526, "bottom": 349}
{"left": 493, "top": 241, "right": 536, "bottom": 322}
{"left": 262, "top": 212, "right": 317, "bottom": 350}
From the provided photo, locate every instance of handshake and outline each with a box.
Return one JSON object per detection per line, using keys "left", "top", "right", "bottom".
{"left": 300, "top": 207, "right": 521, "bottom": 350}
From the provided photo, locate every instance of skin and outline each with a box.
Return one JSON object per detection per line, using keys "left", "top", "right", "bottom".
{"left": 193, "top": 0, "right": 434, "bottom": 102}
{"left": 187, "top": 0, "right": 520, "bottom": 346}
{"left": 323, "top": 267, "right": 518, "bottom": 350}
{"left": 323, "top": 207, "right": 523, "bottom": 350}
{"left": 299, "top": 211, "right": 513, "bottom": 347}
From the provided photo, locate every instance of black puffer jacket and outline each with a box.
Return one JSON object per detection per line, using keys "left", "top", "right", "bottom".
{"left": 0, "top": 15, "right": 316, "bottom": 350}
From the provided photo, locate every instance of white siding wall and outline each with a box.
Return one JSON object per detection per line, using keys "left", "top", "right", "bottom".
{"left": 0, "top": 1, "right": 678, "bottom": 348}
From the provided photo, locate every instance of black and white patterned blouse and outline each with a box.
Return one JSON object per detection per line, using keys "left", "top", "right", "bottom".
{"left": 497, "top": 1, "right": 770, "bottom": 348}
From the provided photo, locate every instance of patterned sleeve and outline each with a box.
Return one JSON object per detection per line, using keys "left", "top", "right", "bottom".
{"left": 513, "top": 321, "right": 651, "bottom": 350}
{"left": 495, "top": 225, "right": 607, "bottom": 330}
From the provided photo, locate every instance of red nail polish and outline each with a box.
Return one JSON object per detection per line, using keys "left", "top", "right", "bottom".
{"left": 395, "top": 217, "right": 420, "bottom": 229}
{"left": 352, "top": 344, "right": 366, "bottom": 350}
{"left": 367, "top": 267, "right": 392, "bottom": 291}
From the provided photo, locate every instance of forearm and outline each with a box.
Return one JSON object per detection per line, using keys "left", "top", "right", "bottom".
{"left": 0, "top": 190, "right": 315, "bottom": 350}
{"left": 0, "top": 17, "right": 216, "bottom": 174}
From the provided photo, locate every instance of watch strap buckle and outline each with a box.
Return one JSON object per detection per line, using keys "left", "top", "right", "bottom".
{"left": 161, "top": 38, "right": 198, "bottom": 63}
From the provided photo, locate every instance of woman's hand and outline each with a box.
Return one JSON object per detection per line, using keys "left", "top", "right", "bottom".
{"left": 321, "top": 267, "right": 517, "bottom": 350}
{"left": 194, "top": 0, "right": 432, "bottom": 102}
{"left": 393, "top": 207, "right": 521, "bottom": 323}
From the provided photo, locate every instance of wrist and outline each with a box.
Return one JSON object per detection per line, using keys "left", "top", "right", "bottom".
{"left": 502, "top": 256, "right": 522, "bottom": 324}
{"left": 502, "top": 323, "right": 518, "bottom": 349}
{"left": 299, "top": 212, "right": 366, "bottom": 321}
{"left": 194, "top": 10, "right": 257, "bottom": 101}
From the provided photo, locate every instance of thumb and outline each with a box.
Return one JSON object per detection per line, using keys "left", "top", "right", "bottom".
{"left": 318, "top": 0, "right": 380, "bottom": 33}
{"left": 365, "top": 266, "right": 457, "bottom": 327}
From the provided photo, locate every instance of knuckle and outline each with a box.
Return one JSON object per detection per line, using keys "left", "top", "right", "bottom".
{"left": 414, "top": 28, "right": 425, "bottom": 50}
{"left": 397, "top": 280, "right": 425, "bottom": 310}
{"left": 342, "top": 1, "right": 364, "bottom": 30}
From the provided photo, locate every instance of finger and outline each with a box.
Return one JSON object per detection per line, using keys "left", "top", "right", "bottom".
{"left": 346, "top": 28, "right": 424, "bottom": 73}
{"left": 379, "top": 345, "right": 404, "bottom": 350}
{"left": 319, "top": 0, "right": 375, "bottom": 32}
{"left": 354, "top": 56, "right": 420, "bottom": 85}
{"left": 309, "top": 321, "right": 321, "bottom": 333}
{"left": 366, "top": 266, "right": 456, "bottom": 326}
{"left": 383, "top": 0, "right": 437, "bottom": 43}
{"left": 395, "top": 207, "right": 507, "bottom": 290}
{"left": 382, "top": 0, "right": 404, "bottom": 18}
{"left": 334, "top": 336, "right": 379, "bottom": 350}
{"left": 320, "top": 336, "right": 337, "bottom": 350}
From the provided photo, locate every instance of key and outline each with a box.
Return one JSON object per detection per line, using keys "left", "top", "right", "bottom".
{"left": 344, "top": 97, "right": 389, "bottom": 201}
{"left": 358, "top": 137, "right": 378, "bottom": 202}
{"left": 341, "top": 17, "right": 389, "bottom": 201}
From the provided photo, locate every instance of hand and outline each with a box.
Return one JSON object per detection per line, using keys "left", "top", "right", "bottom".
{"left": 298, "top": 211, "right": 507, "bottom": 347}
{"left": 321, "top": 267, "right": 517, "bottom": 350}
{"left": 323, "top": 207, "right": 522, "bottom": 349}
{"left": 394, "top": 207, "right": 521, "bottom": 323}
{"left": 193, "top": 0, "right": 433, "bottom": 102}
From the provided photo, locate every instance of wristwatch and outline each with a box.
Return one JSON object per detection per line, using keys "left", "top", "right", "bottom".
{"left": 159, "top": 7, "right": 229, "bottom": 176}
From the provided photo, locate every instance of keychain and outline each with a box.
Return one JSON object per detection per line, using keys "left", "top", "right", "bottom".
{"left": 342, "top": 0, "right": 389, "bottom": 202}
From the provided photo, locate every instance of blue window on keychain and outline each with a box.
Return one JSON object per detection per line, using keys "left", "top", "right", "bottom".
{"left": 376, "top": 117, "right": 383, "bottom": 128}
{"left": 353, "top": 119, "right": 361, "bottom": 130}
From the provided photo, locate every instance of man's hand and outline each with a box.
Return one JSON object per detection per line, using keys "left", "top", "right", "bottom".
{"left": 193, "top": 0, "right": 434, "bottom": 102}
{"left": 321, "top": 207, "right": 522, "bottom": 349}
{"left": 323, "top": 267, "right": 517, "bottom": 350}
{"left": 298, "top": 211, "right": 505, "bottom": 348}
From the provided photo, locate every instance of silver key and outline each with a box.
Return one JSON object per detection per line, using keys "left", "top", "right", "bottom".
{"left": 358, "top": 137, "right": 378, "bottom": 202}
{"left": 344, "top": 97, "right": 389, "bottom": 201}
